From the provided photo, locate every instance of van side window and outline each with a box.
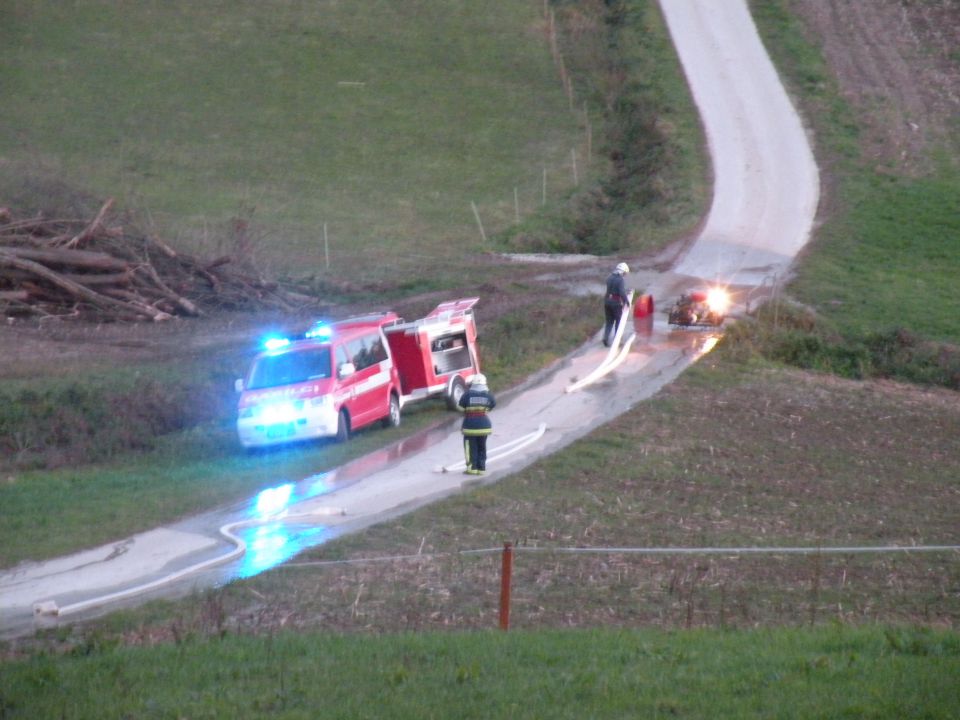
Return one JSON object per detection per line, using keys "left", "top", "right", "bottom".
{"left": 345, "top": 338, "right": 366, "bottom": 370}
{"left": 305, "top": 348, "right": 332, "bottom": 380}
{"left": 335, "top": 345, "right": 351, "bottom": 373}
{"left": 346, "top": 333, "right": 387, "bottom": 371}
{"left": 368, "top": 335, "right": 388, "bottom": 364}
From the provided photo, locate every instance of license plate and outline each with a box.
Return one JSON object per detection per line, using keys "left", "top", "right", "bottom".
{"left": 266, "top": 422, "right": 295, "bottom": 439}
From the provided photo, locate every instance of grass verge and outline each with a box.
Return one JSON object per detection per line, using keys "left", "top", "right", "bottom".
{"left": 499, "top": 0, "right": 709, "bottom": 254}
{"left": 2, "top": 626, "right": 958, "bottom": 718}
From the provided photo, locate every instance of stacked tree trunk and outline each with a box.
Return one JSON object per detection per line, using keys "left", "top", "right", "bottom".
{"left": 0, "top": 200, "right": 320, "bottom": 321}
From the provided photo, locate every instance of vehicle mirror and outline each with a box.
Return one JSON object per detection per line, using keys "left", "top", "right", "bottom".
{"left": 338, "top": 362, "right": 356, "bottom": 379}
{"left": 234, "top": 378, "right": 244, "bottom": 392}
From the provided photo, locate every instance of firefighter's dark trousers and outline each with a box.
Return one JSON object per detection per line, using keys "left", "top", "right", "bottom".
{"left": 463, "top": 433, "right": 489, "bottom": 473}
{"left": 603, "top": 300, "right": 624, "bottom": 346}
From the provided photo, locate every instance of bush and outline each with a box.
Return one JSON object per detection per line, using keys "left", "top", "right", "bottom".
{"left": 0, "top": 375, "right": 232, "bottom": 470}
{"left": 865, "top": 328, "right": 960, "bottom": 389}
{"left": 720, "top": 300, "right": 960, "bottom": 389}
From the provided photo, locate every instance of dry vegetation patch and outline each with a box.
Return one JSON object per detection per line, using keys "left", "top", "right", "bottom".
{"left": 790, "top": 0, "right": 960, "bottom": 173}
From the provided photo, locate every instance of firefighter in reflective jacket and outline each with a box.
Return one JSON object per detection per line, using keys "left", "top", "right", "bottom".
{"left": 603, "top": 261, "right": 631, "bottom": 346}
{"left": 458, "top": 373, "right": 496, "bottom": 475}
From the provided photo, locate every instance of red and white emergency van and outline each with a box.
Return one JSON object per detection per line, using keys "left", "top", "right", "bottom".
{"left": 235, "top": 298, "right": 482, "bottom": 449}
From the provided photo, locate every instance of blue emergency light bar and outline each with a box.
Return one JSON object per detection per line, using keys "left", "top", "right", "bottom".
{"left": 261, "top": 322, "right": 331, "bottom": 351}
{"left": 304, "top": 323, "right": 333, "bottom": 340}
{"left": 263, "top": 336, "right": 291, "bottom": 351}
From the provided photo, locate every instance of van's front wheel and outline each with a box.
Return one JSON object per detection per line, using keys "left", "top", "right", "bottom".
{"left": 382, "top": 393, "right": 401, "bottom": 428}
{"left": 335, "top": 410, "right": 350, "bottom": 443}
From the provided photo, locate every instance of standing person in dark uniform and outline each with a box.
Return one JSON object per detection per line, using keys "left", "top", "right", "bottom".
{"left": 602, "top": 262, "right": 631, "bottom": 346}
{"left": 458, "top": 373, "right": 496, "bottom": 475}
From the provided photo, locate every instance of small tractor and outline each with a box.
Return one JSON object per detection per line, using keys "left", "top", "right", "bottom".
{"left": 667, "top": 289, "right": 729, "bottom": 327}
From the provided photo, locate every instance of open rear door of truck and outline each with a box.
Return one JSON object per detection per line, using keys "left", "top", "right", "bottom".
{"left": 425, "top": 297, "right": 479, "bottom": 318}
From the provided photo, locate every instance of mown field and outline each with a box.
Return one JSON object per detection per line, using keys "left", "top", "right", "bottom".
{"left": 1, "top": 0, "right": 958, "bottom": 718}
{"left": 0, "top": 0, "right": 704, "bottom": 280}
{"left": 2, "top": 0, "right": 583, "bottom": 280}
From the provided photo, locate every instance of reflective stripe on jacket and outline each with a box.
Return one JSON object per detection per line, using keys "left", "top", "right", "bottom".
{"left": 458, "top": 387, "right": 496, "bottom": 435}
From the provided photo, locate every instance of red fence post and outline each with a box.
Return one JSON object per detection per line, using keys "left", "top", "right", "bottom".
{"left": 499, "top": 542, "right": 513, "bottom": 631}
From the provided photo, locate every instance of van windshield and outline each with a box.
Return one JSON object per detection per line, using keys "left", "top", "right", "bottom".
{"left": 248, "top": 347, "right": 332, "bottom": 390}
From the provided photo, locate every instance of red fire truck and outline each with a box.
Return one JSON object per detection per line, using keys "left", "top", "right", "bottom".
{"left": 235, "top": 298, "right": 482, "bottom": 448}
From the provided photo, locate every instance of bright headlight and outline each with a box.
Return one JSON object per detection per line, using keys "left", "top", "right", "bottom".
{"left": 706, "top": 288, "right": 730, "bottom": 314}
{"left": 261, "top": 402, "right": 301, "bottom": 424}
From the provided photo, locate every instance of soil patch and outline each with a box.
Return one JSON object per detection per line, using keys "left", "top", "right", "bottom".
{"left": 790, "top": 0, "right": 960, "bottom": 174}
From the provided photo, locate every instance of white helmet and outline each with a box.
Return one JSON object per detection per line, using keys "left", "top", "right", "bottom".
{"left": 471, "top": 373, "right": 487, "bottom": 388}
{"left": 615, "top": 262, "right": 630, "bottom": 274}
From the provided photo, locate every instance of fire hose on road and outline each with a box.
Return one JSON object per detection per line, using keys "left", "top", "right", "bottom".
{"left": 566, "top": 291, "right": 636, "bottom": 394}
{"left": 34, "top": 505, "right": 347, "bottom": 618}
{"left": 34, "top": 422, "right": 550, "bottom": 619}
{"left": 439, "top": 423, "right": 547, "bottom": 474}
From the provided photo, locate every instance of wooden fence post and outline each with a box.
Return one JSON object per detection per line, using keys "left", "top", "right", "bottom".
{"left": 499, "top": 542, "right": 513, "bottom": 630}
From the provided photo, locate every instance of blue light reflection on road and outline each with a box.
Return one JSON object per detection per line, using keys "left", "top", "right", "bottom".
{"left": 226, "top": 429, "right": 452, "bottom": 582}
{"left": 237, "top": 522, "right": 326, "bottom": 579}
{"left": 236, "top": 474, "right": 335, "bottom": 579}
{"left": 254, "top": 483, "right": 294, "bottom": 516}
{"left": 250, "top": 474, "right": 333, "bottom": 519}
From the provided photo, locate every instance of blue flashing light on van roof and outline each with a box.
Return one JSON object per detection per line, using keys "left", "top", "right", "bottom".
{"left": 263, "top": 336, "right": 291, "bottom": 352}
{"left": 304, "top": 323, "right": 333, "bottom": 340}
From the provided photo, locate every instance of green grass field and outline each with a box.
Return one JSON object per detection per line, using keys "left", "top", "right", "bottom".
{"left": 1, "top": 0, "right": 588, "bottom": 280}
{"left": 3, "top": 626, "right": 958, "bottom": 719}
{"left": 790, "top": 173, "right": 960, "bottom": 343}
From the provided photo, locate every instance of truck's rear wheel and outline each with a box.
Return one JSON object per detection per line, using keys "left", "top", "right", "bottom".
{"left": 335, "top": 410, "right": 350, "bottom": 443}
{"left": 446, "top": 376, "right": 466, "bottom": 410}
{"left": 382, "top": 393, "right": 401, "bottom": 428}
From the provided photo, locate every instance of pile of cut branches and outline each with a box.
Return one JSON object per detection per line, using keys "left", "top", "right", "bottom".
{"left": 0, "top": 200, "right": 321, "bottom": 322}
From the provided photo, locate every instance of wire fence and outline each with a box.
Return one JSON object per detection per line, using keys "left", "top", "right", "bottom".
{"left": 267, "top": 543, "right": 960, "bottom": 633}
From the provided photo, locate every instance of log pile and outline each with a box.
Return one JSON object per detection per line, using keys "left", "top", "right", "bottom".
{"left": 0, "top": 200, "right": 321, "bottom": 321}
